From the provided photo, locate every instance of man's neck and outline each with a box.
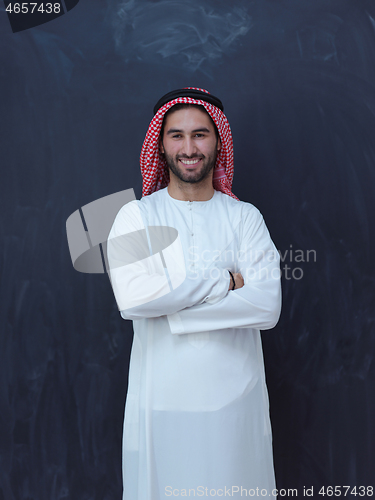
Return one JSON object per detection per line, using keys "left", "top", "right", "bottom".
{"left": 167, "top": 180, "right": 215, "bottom": 202}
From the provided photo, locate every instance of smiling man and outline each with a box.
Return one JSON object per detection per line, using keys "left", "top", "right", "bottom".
{"left": 108, "top": 88, "right": 281, "bottom": 500}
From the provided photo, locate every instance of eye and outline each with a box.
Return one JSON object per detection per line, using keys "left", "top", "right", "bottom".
{"left": 194, "top": 133, "right": 205, "bottom": 138}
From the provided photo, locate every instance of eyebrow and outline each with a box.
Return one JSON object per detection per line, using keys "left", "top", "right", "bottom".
{"left": 166, "top": 127, "right": 211, "bottom": 135}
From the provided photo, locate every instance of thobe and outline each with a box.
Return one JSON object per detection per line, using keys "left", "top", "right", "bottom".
{"left": 107, "top": 187, "right": 281, "bottom": 499}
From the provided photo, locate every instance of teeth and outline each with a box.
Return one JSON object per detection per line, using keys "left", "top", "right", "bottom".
{"left": 180, "top": 159, "right": 201, "bottom": 165}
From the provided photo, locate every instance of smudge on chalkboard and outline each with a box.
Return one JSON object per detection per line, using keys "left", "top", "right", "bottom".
{"left": 110, "top": 0, "right": 252, "bottom": 72}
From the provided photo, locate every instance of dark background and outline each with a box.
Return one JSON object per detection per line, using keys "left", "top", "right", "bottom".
{"left": 1, "top": 0, "right": 374, "bottom": 498}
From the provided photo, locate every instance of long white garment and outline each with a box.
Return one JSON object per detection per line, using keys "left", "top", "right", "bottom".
{"left": 107, "top": 187, "right": 282, "bottom": 499}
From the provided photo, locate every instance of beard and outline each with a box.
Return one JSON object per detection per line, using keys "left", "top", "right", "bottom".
{"left": 164, "top": 150, "right": 218, "bottom": 184}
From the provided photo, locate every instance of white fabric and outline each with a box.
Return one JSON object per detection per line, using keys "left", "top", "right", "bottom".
{"left": 107, "top": 187, "right": 281, "bottom": 500}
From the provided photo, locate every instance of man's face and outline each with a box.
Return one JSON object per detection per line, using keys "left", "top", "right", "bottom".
{"left": 160, "top": 107, "right": 221, "bottom": 185}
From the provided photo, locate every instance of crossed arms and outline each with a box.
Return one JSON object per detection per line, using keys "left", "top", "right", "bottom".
{"left": 107, "top": 200, "right": 281, "bottom": 334}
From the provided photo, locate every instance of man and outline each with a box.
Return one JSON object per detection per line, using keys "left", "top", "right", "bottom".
{"left": 108, "top": 88, "right": 281, "bottom": 499}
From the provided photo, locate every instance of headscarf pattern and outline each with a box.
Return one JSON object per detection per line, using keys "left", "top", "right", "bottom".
{"left": 140, "top": 88, "right": 238, "bottom": 200}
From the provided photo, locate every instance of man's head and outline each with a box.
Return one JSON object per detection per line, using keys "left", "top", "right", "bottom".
{"left": 140, "top": 87, "right": 237, "bottom": 200}
{"left": 159, "top": 104, "right": 221, "bottom": 186}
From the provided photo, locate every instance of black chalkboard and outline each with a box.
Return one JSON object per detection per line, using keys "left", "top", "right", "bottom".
{"left": 1, "top": 0, "right": 374, "bottom": 498}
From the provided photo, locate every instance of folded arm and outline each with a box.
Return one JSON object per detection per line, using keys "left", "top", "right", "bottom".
{"left": 107, "top": 200, "right": 231, "bottom": 319}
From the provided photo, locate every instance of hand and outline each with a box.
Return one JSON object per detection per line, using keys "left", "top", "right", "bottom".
{"left": 233, "top": 272, "right": 244, "bottom": 290}
{"left": 228, "top": 272, "right": 244, "bottom": 290}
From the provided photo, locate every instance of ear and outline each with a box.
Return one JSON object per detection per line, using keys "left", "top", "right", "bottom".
{"left": 159, "top": 137, "right": 164, "bottom": 154}
{"left": 217, "top": 136, "right": 221, "bottom": 153}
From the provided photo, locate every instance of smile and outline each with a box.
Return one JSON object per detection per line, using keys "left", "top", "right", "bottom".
{"left": 179, "top": 158, "right": 202, "bottom": 166}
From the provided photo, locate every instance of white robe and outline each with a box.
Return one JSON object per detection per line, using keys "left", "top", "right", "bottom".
{"left": 107, "top": 187, "right": 282, "bottom": 499}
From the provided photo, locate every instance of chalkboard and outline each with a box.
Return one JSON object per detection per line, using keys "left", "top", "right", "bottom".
{"left": 1, "top": 0, "right": 374, "bottom": 498}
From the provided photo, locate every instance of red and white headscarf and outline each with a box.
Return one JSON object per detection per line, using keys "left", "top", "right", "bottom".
{"left": 140, "top": 87, "right": 238, "bottom": 200}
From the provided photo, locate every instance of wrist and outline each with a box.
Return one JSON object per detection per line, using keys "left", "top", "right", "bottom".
{"left": 228, "top": 270, "right": 235, "bottom": 291}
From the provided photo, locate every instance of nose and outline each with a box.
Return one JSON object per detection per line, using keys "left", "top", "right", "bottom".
{"left": 181, "top": 137, "right": 197, "bottom": 157}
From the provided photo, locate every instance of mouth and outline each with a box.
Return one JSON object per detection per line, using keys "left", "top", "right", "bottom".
{"left": 178, "top": 158, "right": 203, "bottom": 167}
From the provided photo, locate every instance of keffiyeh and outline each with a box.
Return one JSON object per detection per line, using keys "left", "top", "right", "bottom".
{"left": 140, "top": 87, "right": 238, "bottom": 200}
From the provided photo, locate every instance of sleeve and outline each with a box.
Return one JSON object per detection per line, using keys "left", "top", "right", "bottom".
{"left": 166, "top": 206, "right": 282, "bottom": 334}
{"left": 107, "top": 200, "right": 230, "bottom": 320}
